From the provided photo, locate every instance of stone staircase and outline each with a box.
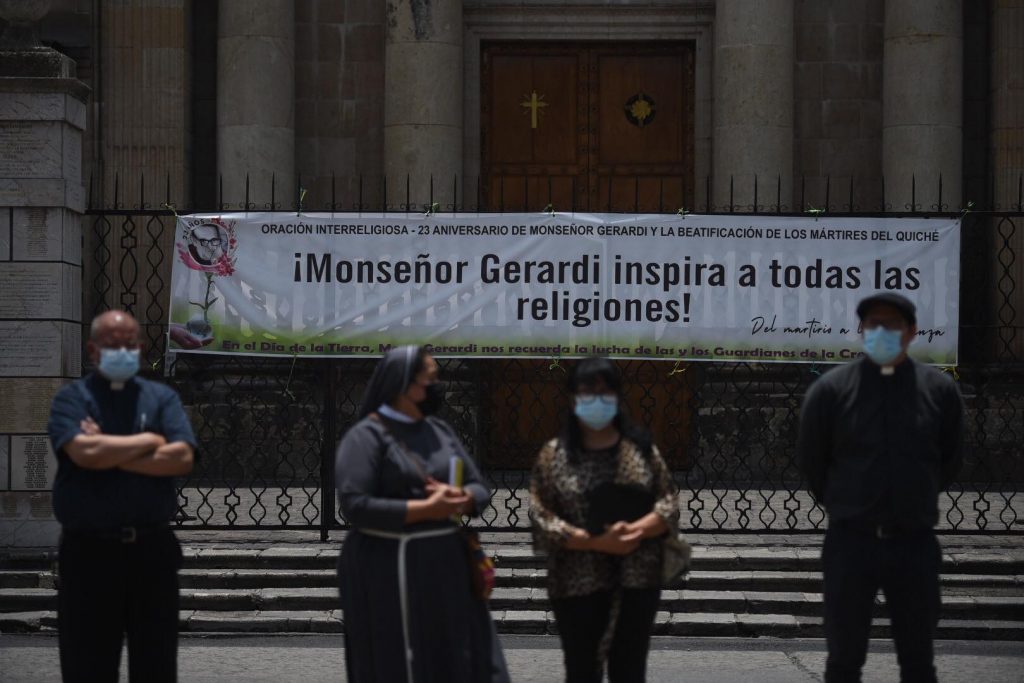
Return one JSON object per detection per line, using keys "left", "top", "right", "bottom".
{"left": 2, "top": 532, "right": 1023, "bottom": 639}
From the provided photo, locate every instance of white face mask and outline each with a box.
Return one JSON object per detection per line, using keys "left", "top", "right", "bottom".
{"left": 863, "top": 327, "right": 904, "bottom": 365}
{"left": 98, "top": 347, "right": 140, "bottom": 383}
{"left": 574, "top": 395, "right": 618, "bottom": 430}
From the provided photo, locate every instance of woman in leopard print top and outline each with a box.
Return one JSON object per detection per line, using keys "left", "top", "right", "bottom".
{"left": 530, "top": 357, "right": 680, "bottom": 683}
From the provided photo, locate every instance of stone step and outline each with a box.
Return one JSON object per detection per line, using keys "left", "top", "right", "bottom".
{"left": 5, "top": 567, "right": 1022, "bottom": 595}
{"left": 0, "top": 571, "right": 54, "bottom": 589}
{"left": 4, "top": 587, "right": 1022, "bottom": 622}
{"left": 5, "top": 545, "right": 1024, "bottom": 575}
{"left": 2, "top": 609, "right": 1022, "bottom": 640}
{"left": 174, "top": 567, "right": 1024, "bottom": 593}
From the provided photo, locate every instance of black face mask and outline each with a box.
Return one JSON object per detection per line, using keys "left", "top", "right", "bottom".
{"left": 417, "top": 382, "right": 445, "bottom": 416}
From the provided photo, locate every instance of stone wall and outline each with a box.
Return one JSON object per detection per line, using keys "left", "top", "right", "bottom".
{"left": 295, "top": 0, "right": 385, "bottom": 209}
{"left": 793, "top": 0, "right": 884, "bottom": 210}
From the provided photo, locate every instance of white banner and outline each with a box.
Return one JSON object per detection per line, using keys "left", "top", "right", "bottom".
{"left": 168, "top": 213, "right": 960, "bottom": 364}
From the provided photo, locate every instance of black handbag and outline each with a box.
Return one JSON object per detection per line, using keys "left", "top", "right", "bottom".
{"left": 585, "top": 480, "right": 691, "bottom": 585}
{"left": 584, "top": 481, "right": 656, "bottom": 534}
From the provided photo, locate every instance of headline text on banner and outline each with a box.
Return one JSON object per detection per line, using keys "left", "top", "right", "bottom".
{"left": 167, "top": 213, "right": 960, "bottom": 364}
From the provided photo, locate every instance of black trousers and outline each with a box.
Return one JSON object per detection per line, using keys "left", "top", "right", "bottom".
{"left": 822, "top": 525, "right": 942, "bottom": 683}
{"left": 57, "top": 527, "right": 182, "bottom": 683}
{"left": 551, "top": 588, "right": 661, "bottom": 683}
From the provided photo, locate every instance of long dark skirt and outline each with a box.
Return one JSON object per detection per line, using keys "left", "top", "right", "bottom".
{"left": 338, "top": 529, "right": 510, "bottom": 683}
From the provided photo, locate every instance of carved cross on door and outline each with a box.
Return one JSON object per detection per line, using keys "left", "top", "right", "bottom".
{"left": 520, "top": 90, "right": 548, "bottom": 129}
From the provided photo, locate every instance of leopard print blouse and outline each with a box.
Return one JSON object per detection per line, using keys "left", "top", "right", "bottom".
{"left": 529, "top": 437, "right": 680, "bottom": 599}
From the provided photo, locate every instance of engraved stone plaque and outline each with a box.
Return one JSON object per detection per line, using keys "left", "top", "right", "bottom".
{"left": 10, "top": 435, "right": 55, "bottom": 491}
{"left": 0, "top": 263, "right": 62, "bottom": 317}
{"left": 62, "top": 210, "right": 82, "bottom": 264}
{"left": 0, "top": 321, "right": 63, "bottom": 376}
{"left": 63, "top": 263, "right": 81, "bottom": 320}
{"left": 62, "top": 126, "right": 82, "bottom": 182}
{"left": 62, "top": 322, "right": 81, "bottom": 377}
{"left": 0, "top": 121, "right": 62, "bottom": 178}
{"left": 11, "top": 207, "right": 61, "bottom": 261}
{"left": 0, "top": 179, "right": 67, "bottom": 207}
{"left": 0, "top": 378, "right": 63, "bottom": 432}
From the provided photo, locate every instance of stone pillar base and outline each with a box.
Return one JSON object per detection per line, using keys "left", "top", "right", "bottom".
{"left": 0, "top": 46, "right": 87, "bottom": 549}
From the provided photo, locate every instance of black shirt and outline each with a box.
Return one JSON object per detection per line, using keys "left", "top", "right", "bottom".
{"left": 797, "top": 357, "right": 964, "bottom": 530}
{"left": 47, "top": 373, "right": 197, "bottom": 531}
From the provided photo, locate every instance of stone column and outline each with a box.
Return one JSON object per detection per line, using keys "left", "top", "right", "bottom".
{"left": 991, "top": 0, "right": 1023, "bottom": 209}
{"left": 990, "top": 0, "right": 1024, "bottom": 360}
{"left": 98, "top": 0, "right": 192, "bottom": 208}
{"left": 0, "top": 1, "right": 88, "bottom": 546}
{"left": 713, "top": 0, "right": 794, "bottom": 210}
{"left": 384, "top": 0, "right": 462, "bottom": 209}
{"left": 217, "top": 0, "right": 294, "bottom": 207}
{"left": 882, "top": 0, "right": 962, "bottom": 210}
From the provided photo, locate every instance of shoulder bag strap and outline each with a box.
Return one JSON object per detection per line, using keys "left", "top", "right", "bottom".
{"left": 368, "top": 412, "right": 431, "bottom": 485}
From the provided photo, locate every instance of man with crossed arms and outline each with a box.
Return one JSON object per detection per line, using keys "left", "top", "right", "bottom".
{"left": 48, "top": 310, "right": 196, "bottom": 682}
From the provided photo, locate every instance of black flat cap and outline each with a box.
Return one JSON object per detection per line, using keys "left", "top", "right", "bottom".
{"left": 856, "top": 292, "right": 916, "bottom": 325}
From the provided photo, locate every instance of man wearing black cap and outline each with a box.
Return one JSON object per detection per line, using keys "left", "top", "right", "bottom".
{"left": 798, "top": 292, "right": 964, "bottom": 683}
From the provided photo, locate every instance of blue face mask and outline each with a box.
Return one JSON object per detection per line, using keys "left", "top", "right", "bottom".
{"left": 99, "top": 347, "right": 140, "bottom": 383}
{"left": 574, "top": 395, "right": 618, "bottom": 430}
{"left": 863, "top": 327, "right": 904, "bottom": 366}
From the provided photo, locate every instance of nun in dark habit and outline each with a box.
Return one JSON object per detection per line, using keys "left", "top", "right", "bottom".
{"left": 336, "top": 346, "right": 510, "bottom": 683}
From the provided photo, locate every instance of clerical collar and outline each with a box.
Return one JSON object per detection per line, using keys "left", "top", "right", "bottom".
{"left": 379, "top": 403, "right": 416, "bottom": 423}
{"left": 880, "top": 365, "right": 895, "bottom": 376}
{"left": 91, "top": 372, "right": 129, "bottom": 391}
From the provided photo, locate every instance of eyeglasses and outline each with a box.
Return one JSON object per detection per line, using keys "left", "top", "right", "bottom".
{"left": 194, "top": 237, "right": 223, "bottom": 248}
{"left": 575, "top": 393, "right": 617, "bottom": 405}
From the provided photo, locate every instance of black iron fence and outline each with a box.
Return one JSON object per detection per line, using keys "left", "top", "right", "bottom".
{"left": 84, "top": 174, "right": 1024, "bottom": 536}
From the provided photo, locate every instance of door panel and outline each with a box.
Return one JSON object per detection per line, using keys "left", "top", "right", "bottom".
{"left": 482, "top": 42, "right": 694, "bottom": 212}
{"left": 487, "top": 54, "right": 580, "bottom": 165}
{"left": 482, "top": 47, "right": 588, "bottom": 211}
{"left": 596, "top": 53, "right": 686, "bottom": 165}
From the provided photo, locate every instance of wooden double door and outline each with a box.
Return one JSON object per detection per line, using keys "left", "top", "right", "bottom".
{"left": 481, "top": 42, "right": 695, "bottom": 212}
{"left": 479, "top": 43, "right": 697, "bottom": 468}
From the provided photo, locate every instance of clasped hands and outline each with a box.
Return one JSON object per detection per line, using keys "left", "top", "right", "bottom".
{"left": 422, "top": 476, "right": 474, "bottom": 519}
{"left": 567, "top": 521, "right": 645, "bottom": 555}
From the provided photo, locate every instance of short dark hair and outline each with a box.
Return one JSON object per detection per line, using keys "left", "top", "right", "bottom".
{"left": 561, "top": 357, "right": 652, "bottom": 456}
